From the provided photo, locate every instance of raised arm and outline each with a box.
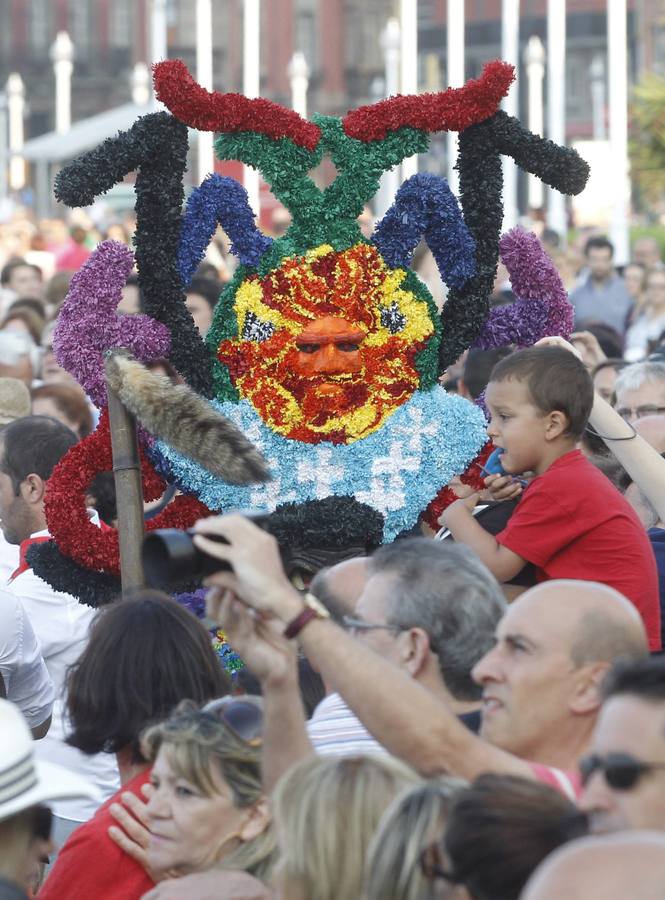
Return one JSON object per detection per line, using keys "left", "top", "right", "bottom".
{"left": 195, "top": 516, "right": 532, "bottom": 782}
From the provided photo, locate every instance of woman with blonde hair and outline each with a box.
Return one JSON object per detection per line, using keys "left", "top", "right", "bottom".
{"left": 364, "top": 778, "right": 464, "bottom": 900}
{"left": 271, "top": 754, "right": 420, "bottom": 900}
{"left": 141, "top": 697, "right": 276, "bottom": 886}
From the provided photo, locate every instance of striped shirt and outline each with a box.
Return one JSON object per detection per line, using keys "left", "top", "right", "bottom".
{"left": 307, "top": 692, "right": 388, "bottom": 757}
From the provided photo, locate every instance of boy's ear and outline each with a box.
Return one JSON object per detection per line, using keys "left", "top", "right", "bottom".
{"left": 545, "top": 409, "right": 569, "bottom": 440}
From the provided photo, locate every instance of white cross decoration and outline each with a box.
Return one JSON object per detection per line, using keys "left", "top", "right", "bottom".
{"left": 356, "top": 440, "right": 420, "bottom": 512}
{"left": 296, "top": 447, "right": 346, "bottom": 499}
{"left": 248, "top": 465, "right": 297, "bottom": 510}
{"left": 393, "top": 405, "right": 439, "bottom": 453}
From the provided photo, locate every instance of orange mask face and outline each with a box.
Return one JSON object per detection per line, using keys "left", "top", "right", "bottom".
{"left": 217, "top": 243, "right": 436, "bottom": 444}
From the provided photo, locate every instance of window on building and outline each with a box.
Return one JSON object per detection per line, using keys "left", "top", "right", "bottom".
{"left": 28, "top": 0, "right": 52, "bottom": 53}
{"left": 295, "top": 0, "right": 318, "bottom": 75}
{"left": 68, "top": 0, "right": 91, "bottom": 60}
{"left": 109, "top": 0, "right": 132, "bottom": 48}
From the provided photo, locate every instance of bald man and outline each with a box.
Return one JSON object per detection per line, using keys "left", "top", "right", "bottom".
{"left": 522, "top": 832, "right": 665, "bottom": 899}
{"left": 200, "top": 513, "right": 649, "bottom": 794}
{"left": 309, "top": 557, "right": 368, "bottom": 624}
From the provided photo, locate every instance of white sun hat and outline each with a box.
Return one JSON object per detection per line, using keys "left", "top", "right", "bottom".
{"left": 0, "top": 699, "right": 100, "bottom": 822}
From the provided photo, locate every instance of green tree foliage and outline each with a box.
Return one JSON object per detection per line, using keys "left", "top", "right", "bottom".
{"left": 630, "top": 73, "right": 665, "bottom": 203}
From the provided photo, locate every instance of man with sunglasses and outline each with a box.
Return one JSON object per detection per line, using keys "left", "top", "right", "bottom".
{"left": 194, "top": 515, "right": 648, "bottom": 797}
{"left": 579, "top": 657, "right": 665, "bottom": 834}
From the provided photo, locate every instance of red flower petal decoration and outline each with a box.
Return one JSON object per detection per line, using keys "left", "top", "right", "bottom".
{"left": 153, "top": 59, "right": 322, "bottom": 151}
{"left": 422, "top": 441, "right": 494, "bottom": 531}
{"left": 342, "top": 60, "right": 515, "bottom": 142}
{"left": 45, "top": 409, "right": 212, "bottom": 575}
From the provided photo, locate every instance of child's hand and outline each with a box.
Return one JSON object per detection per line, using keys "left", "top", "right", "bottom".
{"left": 484, "top": 473, "right": 523, "bottom": 501}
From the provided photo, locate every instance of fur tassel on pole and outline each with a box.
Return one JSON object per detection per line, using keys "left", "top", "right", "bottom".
{"left": 105, "top": 353, "right": 270, "bottom": 485}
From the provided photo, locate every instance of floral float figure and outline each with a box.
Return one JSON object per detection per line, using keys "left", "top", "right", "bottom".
{"left": 30, "top": 59, "right": 588, "bottom": 602}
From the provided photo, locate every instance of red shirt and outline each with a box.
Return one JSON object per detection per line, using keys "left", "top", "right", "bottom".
{"left": 39, "top": 769, "right": 155, "bottom": 900}
{"left": 496, "top": 450, "right": 661, "bottom": 651}
{"left": 529, "top": 762, "right": 582, "bottom": 801}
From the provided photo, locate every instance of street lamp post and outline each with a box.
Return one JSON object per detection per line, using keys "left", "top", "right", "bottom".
{"left": 150, "top": 0, "right": 168, "bottom": 69}
{"left": 607, "top": 0, "right": 630, "bottom": 264}
{"left": 7, "top": 73, "right": 25, "bottom": 191}
{"left": 131, "top": 62, "right": 151, "bottom": 106}
{"left": 196, "top": 0, "right": 215, "bottom": 183}
{"left": 546, "top": 0, "right": 566, "bottom": 240}
{"left": 400, "top": 0, "right": 418, "bottom": 182}
{"left": 376, "top": 17, "right": 400, "bottom": 218}
{"left": 50, "top": 31, "right": 74, "bottom": 135}
{"left": 288, "top": 51, "right": 310, "bottom": 119}
{"left": 590, "top": 55, "right": 606, "bottom": 141}
{"left": 243, "top": 0, "right": 260, "bottom": 217}
{"left": 446, "top": 0, "right": 464, "bottom": 195}
{"left": 501, "top": 0, "right": 520, "bottom": 231}
{"left": 0, "top": 92, "right": 7, "bottom": 202}
{"left": 525, "top": 35, "right": 545, "bottom": 211}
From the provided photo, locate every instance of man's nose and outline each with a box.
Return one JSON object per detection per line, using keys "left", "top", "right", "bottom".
{"left": 579, "top": 771, "right": 614, "bottom": 815}
{"left": 472, "top": 645, "right": 501, "bottom": 685}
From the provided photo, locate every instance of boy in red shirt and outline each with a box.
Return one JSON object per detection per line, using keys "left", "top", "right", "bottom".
{"left": 443, "top": 345, "right": 661, "bottom": 651}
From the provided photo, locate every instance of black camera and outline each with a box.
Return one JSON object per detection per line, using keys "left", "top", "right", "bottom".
{"left": 142, "top": 511, "right": 275, "bottom": 590}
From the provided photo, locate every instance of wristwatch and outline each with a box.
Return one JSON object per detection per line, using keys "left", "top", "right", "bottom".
{"left": 283, "top": 591, "right": 331, "bottom": 639}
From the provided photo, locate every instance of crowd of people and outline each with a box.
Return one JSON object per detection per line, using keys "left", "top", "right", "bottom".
{"left": 2, "top": 202, "right": 665, "bottom": 899}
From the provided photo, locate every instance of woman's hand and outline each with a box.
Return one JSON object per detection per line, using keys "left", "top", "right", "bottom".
{"left": 108, "top": 784, "right": 177, "bottom": 883}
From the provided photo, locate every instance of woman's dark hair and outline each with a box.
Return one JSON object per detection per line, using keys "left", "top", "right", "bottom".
{"left": 66, "top": 591, "right": 230, "bottom": 762}
{"left": 444, "top": 774, "right": 588, "bottom": 900}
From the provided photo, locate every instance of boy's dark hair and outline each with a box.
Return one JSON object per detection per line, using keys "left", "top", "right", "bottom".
{"left": 601, "top": 656, "right": 665, "bottom": 704}
{"left": 462, "top": 347, "right": 513, "bottom": 400}
{"left": 0, "top": 415, "right": 78, "bottom": 493}
{"left": 585, "top": 235, "right": 614, "bottom": 257}
{"left": 489, "top": 346, "right": 594, "bottom": 439}
{"left": 66, "top": 591, "right": 230, "bottom": 762}
{"left": 445, "top": 774, "right": 588, "bottom": 900}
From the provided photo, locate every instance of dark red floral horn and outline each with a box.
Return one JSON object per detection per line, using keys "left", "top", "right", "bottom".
{"left": 342, "top": 60, "right": 515, "bottom": 142}
{"left": 153, "top": 59, "right": 322, "bottom": 151}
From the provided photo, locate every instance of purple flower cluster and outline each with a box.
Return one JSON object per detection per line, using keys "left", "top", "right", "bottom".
{"left": 473, "top": 226, "right": 573, "bottom": 350}
{"left": 53, "top": 241, "right": 171, "bottom": 408}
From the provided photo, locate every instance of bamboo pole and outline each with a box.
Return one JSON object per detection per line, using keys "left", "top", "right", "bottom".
{"left": 105, "top": 352, "right": 145, "bottom": 593}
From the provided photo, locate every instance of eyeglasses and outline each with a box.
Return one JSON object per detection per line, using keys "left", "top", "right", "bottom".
{"left": 616, "top": 405, "right": 665, "bottom": 421}
{"left": 579, "top": 752, "right": 665, "bottom": 790}
{"left": 202, "top": 697, "right": 263, "bottom": 747}
{"left": 342, "top": 615, "right": 403, "bottom": 635}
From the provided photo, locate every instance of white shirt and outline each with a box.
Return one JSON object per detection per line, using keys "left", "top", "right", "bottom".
{"left": 0, "top": 531, "right": 19, "bottom": 585}
{"left": 8, "top": 525, "right": 120, "bottom": 822}
{"left": 0, "top": 586, "right": 54, "bottom": 728}
{"left": 307, "top": 692, "right": 388, "bottom": 757}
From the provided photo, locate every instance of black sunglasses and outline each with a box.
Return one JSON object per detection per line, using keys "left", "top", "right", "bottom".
{"left": 580, "top": 752, "right": 665, "bottom": 790}
{"left": 201, "top": 697, "right": 263, "bottom": 747}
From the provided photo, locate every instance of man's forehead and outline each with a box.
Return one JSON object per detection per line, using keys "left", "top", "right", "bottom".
{"left": 617, "top": 382, "right": 665, "bottom": 406}
{"left": 496, "top": 595, "right": 569, "bottom": 649}
{"left": 356, "top": 570, "right": 398, "bottom": 614}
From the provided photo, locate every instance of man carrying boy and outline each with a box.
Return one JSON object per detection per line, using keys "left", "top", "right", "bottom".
{"left": 442, "top": 346, "right": 661, "bottom": 651}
